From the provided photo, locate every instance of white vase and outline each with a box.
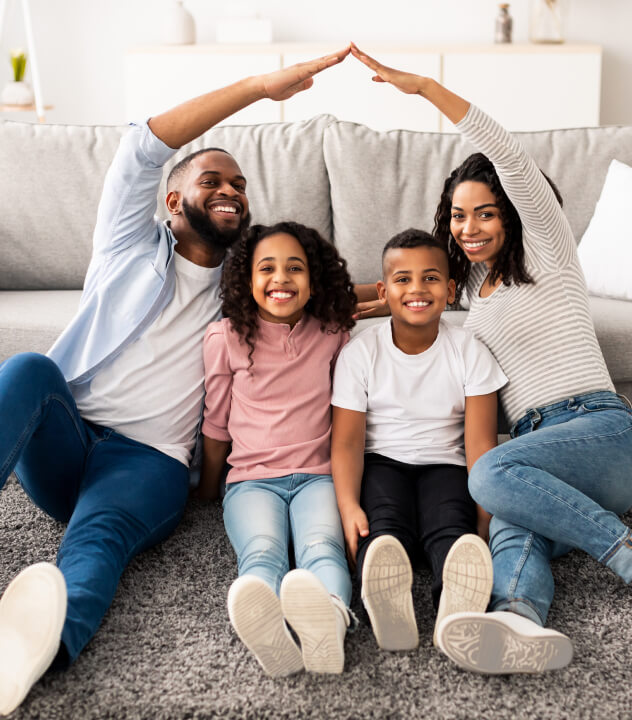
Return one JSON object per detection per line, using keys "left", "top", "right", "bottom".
{"left": 1, "top": 81, "right": 34, "bottom": 106}
{"left": 164, "top": 0, "right": 196, "bottom": 45}
{"left": 529, "top": 0, "right": 567, "bottom": 43}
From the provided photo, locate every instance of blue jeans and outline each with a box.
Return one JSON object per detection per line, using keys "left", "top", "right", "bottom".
{"left": 0, "top": 353, "right": 190, "bottom": 665}
{"left": 469, "top": 390, "right": 632, "bottom": 626}
{"left": 223, "top": 473, "right": 352, "bottom": 606}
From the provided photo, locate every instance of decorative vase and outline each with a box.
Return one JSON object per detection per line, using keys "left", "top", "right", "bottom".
{"left": 494, "top": 3, "right": 513, "bottom": 44}
{"left": 1, "top": 80, "right": 34, "bottom": 106}
{"left": 529, "top": 0, "right": 567, "bottom": 44}
{"left": 164, "top": 0, "right": 196, "bottom": 45}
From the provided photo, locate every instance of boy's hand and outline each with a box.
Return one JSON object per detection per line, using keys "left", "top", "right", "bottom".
{"left": 341, "top": 504, "right": 369, "bottom": 570}
{"left": 477, "top": 506, "right": 492, "bottom": 543}
{"left": 260, "top": 46, "right": 350, "bottom": 101}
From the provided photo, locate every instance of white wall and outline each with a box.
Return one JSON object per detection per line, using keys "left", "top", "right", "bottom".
{"left": 1, "top": 0, "right": 630, "bottom": 126}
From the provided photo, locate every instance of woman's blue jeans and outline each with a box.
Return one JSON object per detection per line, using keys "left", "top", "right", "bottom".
{"left": 223, "top": 473, "right": 352, "bottom": 606}
{"left": 469, "top": 390, "right": 632, "bottom": 626}
{"left": 0, "top": 353, "right": 190, "bottom": 666}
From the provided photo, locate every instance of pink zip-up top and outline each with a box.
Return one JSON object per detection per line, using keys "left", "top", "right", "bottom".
{"left": 202, "top": 314, "right": 348, "bottom": 484}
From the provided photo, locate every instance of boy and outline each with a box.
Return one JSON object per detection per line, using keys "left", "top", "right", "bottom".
{"left": 331, "top": 228, "right": 507, "bottom": 650}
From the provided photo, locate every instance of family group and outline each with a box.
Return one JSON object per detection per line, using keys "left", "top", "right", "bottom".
{"left": 0, "top": 43, "right": 631, "bottom": 716}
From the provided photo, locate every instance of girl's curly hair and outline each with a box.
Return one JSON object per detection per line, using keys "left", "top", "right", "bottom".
{"left": 433, "top": 152, "right": 562, "bottom": 306}
{"left": 220, "top": 221, "right": 356, "bottom": 367}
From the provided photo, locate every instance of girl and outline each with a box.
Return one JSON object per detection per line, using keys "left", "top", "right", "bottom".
{"left": 200, "top": 221, "right": 356, "bottom": 677}
{"left": 350, "top": 43, "right": 632, "bottom": 674}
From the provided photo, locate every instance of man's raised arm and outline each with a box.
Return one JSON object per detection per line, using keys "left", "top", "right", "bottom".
{"left": 148, "top": 47, "right": 350, "bottom": 149}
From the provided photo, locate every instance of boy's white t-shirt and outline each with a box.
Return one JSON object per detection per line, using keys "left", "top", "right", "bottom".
{"left": 331, "top": 319, "right": 507, "bottom": 466}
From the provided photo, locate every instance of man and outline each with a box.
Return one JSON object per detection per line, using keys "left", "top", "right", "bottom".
{"left": 0, "top": 47, "right": 349, "bottom": 716}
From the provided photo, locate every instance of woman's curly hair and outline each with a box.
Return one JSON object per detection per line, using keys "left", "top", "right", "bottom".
{"left": 220, "top": 221, "right": 356, "bottom": 367}
{"left": 433, "top": 152, "right": 562, "bottom": 306}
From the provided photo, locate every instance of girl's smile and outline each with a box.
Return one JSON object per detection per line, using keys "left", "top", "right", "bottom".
{"left": 251, "top": 232, "right": 312, "bottom": 328}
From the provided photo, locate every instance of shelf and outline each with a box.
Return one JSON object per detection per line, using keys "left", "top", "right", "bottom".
{"left": 0, "top": 104, "right": 52, "bottom": 112}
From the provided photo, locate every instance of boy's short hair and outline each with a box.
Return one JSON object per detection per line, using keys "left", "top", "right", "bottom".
{"left": 382, "top": 228, "right": 449, "bottom": 273}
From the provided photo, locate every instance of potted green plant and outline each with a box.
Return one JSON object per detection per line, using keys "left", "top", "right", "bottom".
{"left": 1, "top": 49, "right": 35, "bottom": 106}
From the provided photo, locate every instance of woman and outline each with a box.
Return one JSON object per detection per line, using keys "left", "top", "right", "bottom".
{"left": 350, "top": 42, "right": 632, "bottom": 674}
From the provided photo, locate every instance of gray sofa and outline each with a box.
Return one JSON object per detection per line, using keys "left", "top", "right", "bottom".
{"left": 1, "top": 115, "right": 631, "bottom": 405}
{"left": 1, "top": 114, "right": 632, "bottom": 719}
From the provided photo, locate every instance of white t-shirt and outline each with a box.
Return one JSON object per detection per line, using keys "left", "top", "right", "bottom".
{"left": 332, "top": 319, "right": 507, "bottom": 466}
{"left": 75, "top": 251, "right": 222, "bottom": 466}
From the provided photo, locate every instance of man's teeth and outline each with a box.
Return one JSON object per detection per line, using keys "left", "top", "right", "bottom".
{"left": 212, "top": 205, "right": 237, "bottom": 213}
{"left": 269, "top": 291, "right": 293, "bottom": 299}
{"left": 464, "top": 240, "right": 489, "bottom": 248}
{"left": 406, "top": 300, "right": 430, "bottom": 307}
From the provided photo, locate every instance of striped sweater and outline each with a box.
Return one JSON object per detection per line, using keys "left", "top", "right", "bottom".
{"left": 458, "top": 105, "right": 614, "bottom": 427}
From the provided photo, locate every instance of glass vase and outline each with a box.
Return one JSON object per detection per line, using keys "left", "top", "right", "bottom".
{"left": 529, "top": 0, "right": 567, "bottom": 44}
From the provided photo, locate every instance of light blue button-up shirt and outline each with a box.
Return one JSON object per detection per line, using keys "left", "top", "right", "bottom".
{"left": 48, "top": 123, "right": 180, "bottom": 388}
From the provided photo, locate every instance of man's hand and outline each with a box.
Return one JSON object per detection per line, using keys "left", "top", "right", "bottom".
{"left": 340, "top": 504, "right": 369, "bottom": 570}
{"left": 261, "top": 46, "right": 351, "bottom": 101}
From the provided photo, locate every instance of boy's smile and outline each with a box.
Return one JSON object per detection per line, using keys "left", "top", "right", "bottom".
{"left": 378, "top": 245, "right": 455, "bottom": 353}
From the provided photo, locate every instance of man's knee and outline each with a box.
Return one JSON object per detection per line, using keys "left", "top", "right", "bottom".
{"left": 2, "top": 352, "right": 62, "bottom": 386}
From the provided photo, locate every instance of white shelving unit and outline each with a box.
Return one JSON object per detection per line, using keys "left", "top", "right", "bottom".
{"left": 125, "top": 43, "right": 602, "bottom": 132}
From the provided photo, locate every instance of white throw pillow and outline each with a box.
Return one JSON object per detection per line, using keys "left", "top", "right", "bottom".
{"left": 577, "top": 159, "right": 632, "bottom": 301}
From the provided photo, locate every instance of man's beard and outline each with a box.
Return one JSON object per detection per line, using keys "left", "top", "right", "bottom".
{"left": 182, "top": 198, "right": 250, "bottom": 250}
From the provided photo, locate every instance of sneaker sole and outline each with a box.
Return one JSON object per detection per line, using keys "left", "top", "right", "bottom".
{"left": 227, "top": 577, "right": 303, "bottom": 678}
{"left": 280, "top": 570, "right": 344, "bottom": 674}
{"left": 0, "top": 563, "right": 66, "bottom": 716}
{"left": 361, "top": 536, "right": 418, "bottom": 651}
{"left": 440, "top": 614, "right": 573, "bottom": 674}
{"left": 434, "top": 534, "right": 493, "bottom": 647}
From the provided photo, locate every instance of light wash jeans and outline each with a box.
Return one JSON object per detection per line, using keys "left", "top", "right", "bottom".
{"left": 223, "top": 473, "right": 352, "bottom": 606}
{"left": 469, "top": 390, "right": 632, "bottom": 626}
{"left": 0, "top": 353, "right": 190, "bottom": 666}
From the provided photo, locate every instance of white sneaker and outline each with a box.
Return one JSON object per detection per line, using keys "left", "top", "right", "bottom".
{"left": 361, "top": 535, "right": 418, "bottom": 651}
{"left": 0, "top": 563, "right": 67, "bottom": 717}
{"left": 433, "top": 534, "right": 493, "bottom": 648}
{"left": 227, "top": 575, "right": 303, "bottom": 677}
{"left": 280, "top": 569, "right": 348, "bottom": 674}
{"left": 437, "top": 610, "right": 574, "bottom": 674}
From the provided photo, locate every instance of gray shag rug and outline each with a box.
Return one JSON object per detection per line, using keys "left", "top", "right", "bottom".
{"left": 1, "top": 474, "right": 631, "bottom": 720}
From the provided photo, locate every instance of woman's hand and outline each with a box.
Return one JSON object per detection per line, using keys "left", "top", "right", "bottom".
{"left": 261, "top": 46, "right": 351, "bottom": 101}
{"left": 340, "top": 504, "right": 370, "bottom": 570}
{"left": 353, "top": 297, "right": 390, "bottom": 320}
{"left": 350, "top": 42, "right": 426, "bottom": 95}
{"left": 350, "top": 42, "right": 469, "bottom": 124}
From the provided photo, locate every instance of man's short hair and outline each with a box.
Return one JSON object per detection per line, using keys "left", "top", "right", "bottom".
{"left": 166, "top": 147, "right": 231, "bottom": 192}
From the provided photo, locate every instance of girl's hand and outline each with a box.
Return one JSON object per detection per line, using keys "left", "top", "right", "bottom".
{"left": 353, "top": 297, "right": 390, "bottom": 321}
{"left": 350, "top": 42, "right": 426, "bottom": 95}
{"left": 260, "top": 46, "right": 351, "bottom": 101}
{"left": 341, "top": 505, "right": 370, "bottom": 570}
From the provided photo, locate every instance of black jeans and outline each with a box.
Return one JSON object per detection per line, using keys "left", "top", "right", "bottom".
{"left": 356, "top": 453, "right": 477, "bottom": 609}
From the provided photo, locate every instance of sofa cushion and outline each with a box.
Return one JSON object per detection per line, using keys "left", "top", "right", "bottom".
{"left": 324, "top": 120, "right": 632, "bottom": 284}
{"left": 0, "top": 290, "right": 82, "bottom": 362}
{"left": 0, "top": 122, "right": 127, "bottom": 291}
{"left": 0, "top": 114, "right": 334, "bottom": 291}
